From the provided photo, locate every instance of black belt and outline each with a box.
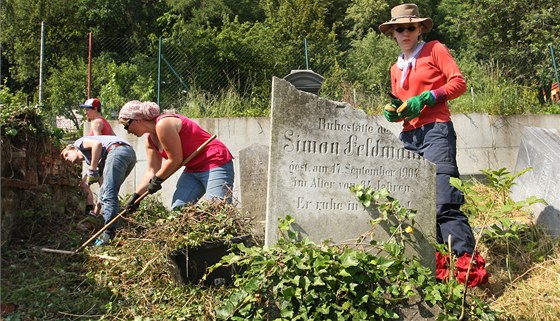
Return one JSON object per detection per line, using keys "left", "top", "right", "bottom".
{"left": 107, "top": 143, "right": 126, "bottom": 153}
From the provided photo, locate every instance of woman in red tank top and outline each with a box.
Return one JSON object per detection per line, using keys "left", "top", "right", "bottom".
{"left": 80, "top": 98, "right": 115, "bottom": 136}
{"left": 118, "top": 100, "right": 234, "bottom": 210}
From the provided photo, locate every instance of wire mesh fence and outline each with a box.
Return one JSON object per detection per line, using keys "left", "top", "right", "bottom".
{"left": 35, "top": 26, "right": 560, "bottom": 121}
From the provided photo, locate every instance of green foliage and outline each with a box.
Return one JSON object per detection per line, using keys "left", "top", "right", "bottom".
{"left": 344, "top": 0, "right": 391, "bottom": 39}
{"left": 216, "top": 187, "right": 496, "bottom": 320}
{"left": 216, "top": 219, "right": 424, "bottom": 320}
{"left": 0, "top": 81, "right": 28, "bottom": 106}
{"left": 480, "top": 167, "right": 532, "bottom": 203}
{"left": 4, "top": 0, "right": 559, "bottom": 117}
{"left": 177, "top": 85, "right": 269, "bottom": 118}
{"left": 451, "top": 168, "right": 548, "bottom": 282}
{"left": 44, "top": 53, "right": 157, "bottom": 129}
{"left": 344, "top": 33, "right": 399, "bottom": 98}
{"left": 451, "top": 58, "right": 543, "bottom": 115}
{"left": 93, "top": 53, "right": 157, "bottom": 118}
{"left": 437, "top": 0, "right": 560, "bottom": 89}
{"left": 424, "top": 280, "right": 495, "bottom": 321}
{"left": 44, "top": 57, "right": 88, "bottom": 130}
{"left": 129, "top": 199, "right": 255, "bottom": 251}
{"left": 7, "top": 178, "right": 560, "bottom": 320}
{"left": 165, "top": 0, "right": 264, "bottom": 28}
{"left": 451, "top": 168, "right": 546, "bottom": 225}
{"left": 163, "top": 0, "right": 344, "bottom": 109}
{"left": 0, "top": 103, "right": 63, "bottom": 141}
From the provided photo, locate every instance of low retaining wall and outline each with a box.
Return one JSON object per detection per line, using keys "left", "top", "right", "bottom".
{"left": 1, "top": 135, "right": 82, "bottom": 244}
{"left": 88, "top": 113, "right": 560, "bottom": 209}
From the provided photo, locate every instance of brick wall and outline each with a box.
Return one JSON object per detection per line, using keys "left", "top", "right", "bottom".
{"left": 1, "top": 134, "right": 82, "bottom": 244}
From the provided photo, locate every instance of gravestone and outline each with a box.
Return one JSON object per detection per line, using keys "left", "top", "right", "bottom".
{"left": 239, "top": 143, "right": 269, "bottom": 238}
{"left": 265, "top": 77, "right": 437, "bottom": 268}
{"left": 510, "top": 127, "right": 560, "bottom": 235}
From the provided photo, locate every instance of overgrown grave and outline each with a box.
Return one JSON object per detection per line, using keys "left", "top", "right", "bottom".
{"left": 265, "top": 77, "right": 437, "bottom": 269}
{"left": 1, "top": 104, "right": 82, "bottom": 245}
{"left": 118, "top": 197, "right": 257, "bottom": 287}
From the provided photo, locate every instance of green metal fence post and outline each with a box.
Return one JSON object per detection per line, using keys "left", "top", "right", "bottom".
{"left": 157, "top": 37, "right": 162, "bottom": 106}
{"left": 549, "top": 43, "right": 560, "bottom": 85}
{"left": 304, "top": 38, "right": 309, "bottom": 70}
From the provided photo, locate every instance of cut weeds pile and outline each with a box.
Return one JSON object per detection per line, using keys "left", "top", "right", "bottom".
{"left": 1, "top": 197, "right": 257, "bottom": 320}
{"left": 2, "top": 169, "right": 560, "bottom": 320}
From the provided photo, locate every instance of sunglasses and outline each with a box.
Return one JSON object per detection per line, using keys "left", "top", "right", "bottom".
{"left": 395, "top": 26, "right": 417, "bottom": 33}
{"left": 123, "top": 119, "right": 134, "bottom": 131}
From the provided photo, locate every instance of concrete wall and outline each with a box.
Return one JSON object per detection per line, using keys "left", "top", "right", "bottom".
{"left": 86, "top": 113, "right": 560, "bottom": 209}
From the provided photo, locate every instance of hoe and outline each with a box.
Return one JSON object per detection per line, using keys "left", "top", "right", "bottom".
{"left": 41, "top": 135, "right": 217, "bottom": 255}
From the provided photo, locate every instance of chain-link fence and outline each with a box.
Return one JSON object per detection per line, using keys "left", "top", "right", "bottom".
{"left": 87, "top": 35, "right": 352, "bottom": 111}
{"left": 34, "top": 25, "right": 560, "bottom": 124}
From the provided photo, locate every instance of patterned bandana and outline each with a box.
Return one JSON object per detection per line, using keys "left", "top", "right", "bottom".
{"left": 396, "top": 41, "right": 425, "bottom": 88}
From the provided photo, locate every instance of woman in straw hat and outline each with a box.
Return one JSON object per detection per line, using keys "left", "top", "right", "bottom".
{"left": 118, "top": 100, "right": 234, "bottom": 211}
{"left": 379, "top": 3, "right": 488, "bottom": 287}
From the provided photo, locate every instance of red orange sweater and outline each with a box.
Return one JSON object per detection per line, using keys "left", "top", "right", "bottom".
{"left": 390, "top": 40, "right": 466, "bottom": 132}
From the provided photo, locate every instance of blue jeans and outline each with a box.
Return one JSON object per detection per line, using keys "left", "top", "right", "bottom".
{"left": 171, "top": 160, "right": 234, "bottom": 209}
{"left": 99, "top": 145, "right": 136, "bottom": 236}
{"left": 400, "top": 121, "right": 475, "bottom": 255}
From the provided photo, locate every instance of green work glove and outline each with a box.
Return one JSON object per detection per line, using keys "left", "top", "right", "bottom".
{"left": 124, "top": 193, "right": 141, "bottom": 212}
{"left": 147, "top": 176, "right": 164, "bottom": 194}
{"left": 382, "top": 94, "right": 404, "bottom": 122}
{"left": 383, "top": 106, "right": 400, "bottom": 122}
{"left": 400, "top": 91, "right": 436, "bottom": 121}
{"left": 86, "top": 169, "right": 100, "bottom": 185}
{"left": 392, "top": 97, "right": 404, "bottom": 107}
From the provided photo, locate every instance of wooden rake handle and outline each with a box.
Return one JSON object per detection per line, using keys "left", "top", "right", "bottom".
{"left": 74, "top": 134, "right": 217, "bottom": 253}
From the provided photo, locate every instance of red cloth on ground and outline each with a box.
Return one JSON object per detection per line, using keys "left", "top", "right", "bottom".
{"left": 436, "top": 252, "right": 489, "bottom": 287}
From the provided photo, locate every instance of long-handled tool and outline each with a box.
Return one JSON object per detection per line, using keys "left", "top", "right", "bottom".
{"left": 41, "top": 134, "right": 217, "bottom": 255}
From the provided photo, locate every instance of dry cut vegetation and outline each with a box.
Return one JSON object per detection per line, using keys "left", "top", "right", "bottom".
{"left": 1, "top": 173, "right": 560, "bottom": 320}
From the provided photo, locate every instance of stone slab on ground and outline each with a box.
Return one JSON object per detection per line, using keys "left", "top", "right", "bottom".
{"left": 239, "top": 143, "right": 269, "bottom": 238}
{"left": 510, "top": 126, "right": 560, "bottom": 235}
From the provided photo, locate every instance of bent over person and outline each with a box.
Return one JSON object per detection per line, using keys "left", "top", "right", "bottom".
{"left": 79, "top": 98, "right": 116, "bottom": 217}
{"left": 118, "top": 100, "right": 234, "bottom": 211}
{"left": 379, "top": 3, "right": 488, "bottom": 286}
{"left": 61, "top": 135, "right": 136, "bottom": 246}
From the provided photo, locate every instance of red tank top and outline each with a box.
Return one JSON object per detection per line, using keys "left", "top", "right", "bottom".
{"left": 88, "top": 117, "right": 115, "bottom": 136}
{"left": 148, "top": 114, "right": 233, "bottom": 172}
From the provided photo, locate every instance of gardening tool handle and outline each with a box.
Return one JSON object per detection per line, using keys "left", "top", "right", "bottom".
{"left": 74, "top": 134, "right": 217, "bottom": 253}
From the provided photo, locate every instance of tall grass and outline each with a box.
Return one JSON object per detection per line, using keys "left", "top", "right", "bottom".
{"left": 174, "top": 85, "right": 270, "bottom": 118}
{"left": 453, "top": 59, "right": 543, "bottom": 115}
{"left": 166, "top": 58, "right": 557, "bottom": 118}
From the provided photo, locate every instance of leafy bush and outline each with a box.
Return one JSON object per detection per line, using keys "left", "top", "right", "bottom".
{"left": 0, "top": 81, "right": 28, "bottom": 106}
{"left": 451, "top": 168, "right": 550, "bottom": 284}
{"left": 44, "top": 53, "right": 157, "bottom": 131}
{"left": 452, "top": 58, "right": 542, "bottom": 115}
{"left": 0, "top": 103, "right": 64, "bottom": 142}
{"left": 216, "top": 187, "right": 496, "bottom": 320}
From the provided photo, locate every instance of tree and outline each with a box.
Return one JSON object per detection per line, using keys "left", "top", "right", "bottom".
{"left": 437, "top": 0, "right": 560, "bottom": 87}
{"left": 1, "top": 0, "right": 167, "bottom": 103}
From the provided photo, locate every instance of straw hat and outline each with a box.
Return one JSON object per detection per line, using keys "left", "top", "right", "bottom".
{"left": 379, "top": 3, "right": 433, "bottom": 35}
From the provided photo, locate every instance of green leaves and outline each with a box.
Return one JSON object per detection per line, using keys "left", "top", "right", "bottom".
{"left": 216, "top": 215, "right": 426, "bottom": 320}
{"left": 214, "top": 183, "right": 500, "bottom": 320}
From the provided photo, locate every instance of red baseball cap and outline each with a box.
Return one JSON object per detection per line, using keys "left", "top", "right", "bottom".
{"left": 80, "top": 98, "right": 101, "bottom": 109}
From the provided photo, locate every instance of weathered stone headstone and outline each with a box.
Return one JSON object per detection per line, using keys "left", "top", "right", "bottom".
{"left": 239, "top": 143, "right": 269, "bottom": 237}
{"left": 510, "top": 127, "right": 560, "bottom": 235}
{"left": 265, "top": 77, "right": 437, "bottom": 267}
